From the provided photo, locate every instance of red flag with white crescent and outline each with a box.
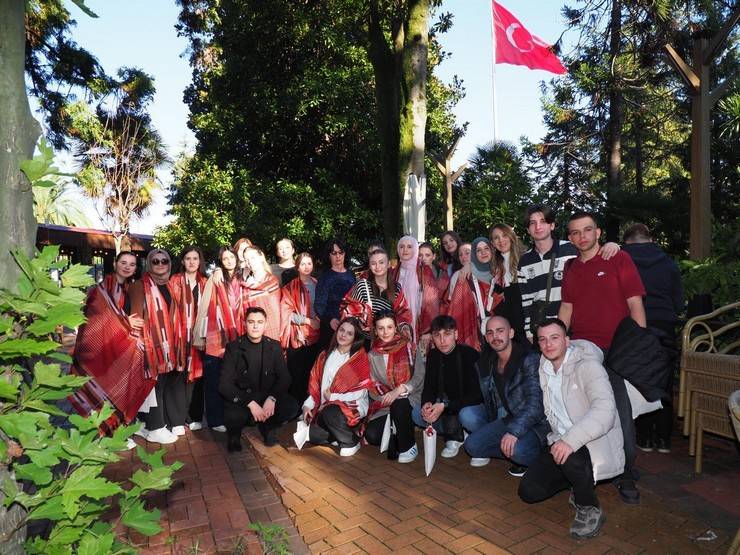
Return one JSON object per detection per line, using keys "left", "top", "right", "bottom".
{"left": 492, "top": 1, "right": 566, "bottom": 74}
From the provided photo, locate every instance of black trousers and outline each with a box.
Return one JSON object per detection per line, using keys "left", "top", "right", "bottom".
{"left": 203, "top": 354, "right": 225, "bottom": 428}
{"left": 364, "top": 398, "right": 416, "bottom": 452}
{"left": 140, "top": 371, "right": 188, "bottom": 430}
{"left": 223, "top": 393, "right": 299, "bottom": 440}
{"left": 187, "top": 377, "right": 204, "bottom": 423}
{"left": 309, "top": 404, "right": 358, "bottom": 448}
{"left": 287, "top": 343, "right": 321, "bottom": 405}
{"left": 519, "top": 446, "right": 598, "bottom": 507}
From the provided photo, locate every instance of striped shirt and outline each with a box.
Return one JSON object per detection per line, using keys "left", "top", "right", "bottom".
{"left": 517, "top": 240, "right": 577, "bottom": 335}
{"left": 348, "top": 279, "right": 402, "bottom": 318}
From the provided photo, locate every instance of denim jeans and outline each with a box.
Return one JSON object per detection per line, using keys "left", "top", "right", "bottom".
{"left": 411, "top": 405, "right": 463, "bottom": 441}
{"left": 464, "top": 418, "right": 543, "bottom": 466}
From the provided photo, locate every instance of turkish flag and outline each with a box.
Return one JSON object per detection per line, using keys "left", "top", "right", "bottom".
{"left": 492, "top": 1, "right": 566, "bottom": 74}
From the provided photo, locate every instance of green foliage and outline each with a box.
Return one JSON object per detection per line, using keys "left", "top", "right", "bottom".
{"left": 0, "top": 247, "right": 181, "bottom": 553}
{"left": 453, "top": 142, "right": 533, "bottom": 241}
{"left": 249, "top": 522, "right": 291, "bottom": 555}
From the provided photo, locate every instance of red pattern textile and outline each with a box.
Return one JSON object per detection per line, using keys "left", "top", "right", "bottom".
{"left": 242, "top": 274, "right": 282, "bottom": 342}
{"left": 367, "top": 334, "right": 413, "bottom": 417}
{"left": 141, "top": 273, "right": 180, "bottom": 376}
{"left": 280, "top": 277, "right": 320, "bottom": 350}
{"left": 195, "top": 277, "right": 245, "bottom": 359}
{"left": 442, "top": 273, "right": 491, "bottom": 352}
{"left": 307, "top": 349, "right": 371, "bottom": 427}
{"left": 69, "top": 279, "right": 154, "bottom": 432}
{"left": 101, "top": 273, "right": 127, "bottom": 310}
{"left": 339, "top": 280, "right": 413, "bottom": 336}
{"left": 169, "top": 273, "right": 206, "bottom": 380}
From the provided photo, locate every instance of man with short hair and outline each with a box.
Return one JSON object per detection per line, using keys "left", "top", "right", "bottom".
{"left": 519, "top": 319, "right": 624, "bottom": 540}
{"left": 623, "top": 223, "right": 683, "bottom": 453}
{"left": 460, "top": 316, "right": 548, "bottom": 476}
{"left": 559, "top": 211, "right": 646, "bottom": 504}
{"left": 414, "top": 315, "right": 483, "bottom": 459}
{"left": 517, "top": 205, "right": 618, "bottom": 339}
{"left": 220, "top": 307, "right": 298, "bottom": 451}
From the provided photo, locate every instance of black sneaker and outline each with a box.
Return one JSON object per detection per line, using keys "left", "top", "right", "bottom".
{"left": 636, "top": 437, "right": 653, "bottom": 452}
{"left": 227, "top": 435, "right": 242, "bottom": 453}
{"left": 614, "top": 479, "right": 640, "bottom": 505}
{"left": 654, "top": 438, "right": 671, "bottom": 454}
{"left": 508, "top": 464, "right": 527, "bottom": 477}
{"left": 261, "top": 427, "right": 279, "bottom": 447}
{"left": 570, "top": 505, "right": 605, "bottom": 539}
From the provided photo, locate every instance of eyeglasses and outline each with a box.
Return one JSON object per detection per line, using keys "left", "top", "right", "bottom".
{"left": 330, "top": 250, "right": 344, "bottom": 256}
{"left": 151, "top": 258, "right": 170, "bottom": 266}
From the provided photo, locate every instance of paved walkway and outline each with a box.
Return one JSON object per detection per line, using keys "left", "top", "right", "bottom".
{"left": 106, "top": 424, "right": 738, "bottom": 554}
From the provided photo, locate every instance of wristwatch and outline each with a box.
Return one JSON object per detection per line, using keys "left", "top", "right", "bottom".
{"left": 267, "top": 395, "right": 276, "bottom": 403}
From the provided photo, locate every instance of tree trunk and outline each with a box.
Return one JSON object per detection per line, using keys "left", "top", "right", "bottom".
{"left": 368, "top": 1, "right": 402, "bottom": 247}
{"left": 634, "top": 113, "right": 644, "bottom": 192}
{"left": 605, "top": 0, "right": 622, "bottom": 241}
{"left": 0, "top": 0, "right": 41, "bottom": 293}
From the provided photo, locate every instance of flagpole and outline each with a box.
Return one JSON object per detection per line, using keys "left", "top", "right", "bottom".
{"left": 490, "top": 0, "right": 498, "bottom": 143}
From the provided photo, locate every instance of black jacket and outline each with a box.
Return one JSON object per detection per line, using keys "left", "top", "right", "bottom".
{"left": 623, "top": 242, "right": 683, "bottom": 323}
{"left": 606, "top": 317, "right": 670, "bottom": 402}
{"left": 219, "top": 335, "right": 290, "bottom": 405}
{"left": 477, "top": 342, "right": 549, "bottom": 442}
{"left": 422, "top": 344, "right": 483, "bottom": 413}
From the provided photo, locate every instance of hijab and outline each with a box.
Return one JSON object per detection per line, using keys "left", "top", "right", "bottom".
{"left": 146, "top": 249, "right": 171, "bottom": 285}
{"left": 396, "top": 235, "right": 420, "bottom": 323}
{"left": 470, "top": 237, "right": 493, "bottom": 284}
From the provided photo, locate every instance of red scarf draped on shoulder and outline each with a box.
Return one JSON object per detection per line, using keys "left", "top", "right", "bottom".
{"left": 307, "top": 349, "right": 371, "bottom": 427}
{"left": 340, "top": 279, "right": 413, "bottom": 336}
{"left": 69, "top": 277, "right": 154, "bottom": 433}
{"left": 442, "top": 272, "right": 491, "bottom": 352}
{"left": 418, "top": 264, "right": 447, "bottom": 337}
{"left": 194, "top": 276, "right": 245, "bottom": 359}
{"left": 169, "top": 273, "right": 206, "bottom": 381}
{"left": 242, "top": 274, "right": 282, "bottom": 342}
{"left": 280, "top": 277, "right": 320, "bottom": 350}
{"left": 367, "top": 334, "right": 412, "bottom": 417}
{"left": 141, "top": 273, "right": 179, "bottom": 376}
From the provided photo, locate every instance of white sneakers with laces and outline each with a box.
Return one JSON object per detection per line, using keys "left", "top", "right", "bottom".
{"left": 398, "top": 444, "right": 419, "bottom": 463}
{"left": 441, "top": 440, "right": 463, "bottom": 458}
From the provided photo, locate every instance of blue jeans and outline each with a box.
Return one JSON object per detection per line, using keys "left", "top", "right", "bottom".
{"left": 458, "top": 403, "right": 489, "bottom": 433}
{"left": 411, "top": 405, "right": 465, "bottom": 442}
{"left": 464, "top": 417, "right": 543, "bottom": 466}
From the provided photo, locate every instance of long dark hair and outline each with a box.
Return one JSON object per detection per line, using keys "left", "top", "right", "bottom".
{"left": 179, "top": 245, "right": 206, "bottom": 275}
{"left": 327, "top": 317, "right": 366, "bottom": 356}
{"left": 440, "top": 230, "right": 463, "bottom": 271}
{"left": 217, "top": 246, "right": 239, "bottom": 285}
{"left": 367, "top": 248, "right": 396, "bottom": 305}
{"left": 419, "top": 241, "right": 443, "bottom": 277}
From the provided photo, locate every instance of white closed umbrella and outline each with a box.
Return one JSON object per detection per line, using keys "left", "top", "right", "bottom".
{"left": 403, "top": 174, "right": 427, "bottom": 242}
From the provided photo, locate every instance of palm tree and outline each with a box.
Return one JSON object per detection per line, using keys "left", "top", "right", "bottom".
{"left": 69, "top": 68, "right": 169, "bottom": 252}
{"left": 33, "top": 177, "right": 93, "bottom": 228}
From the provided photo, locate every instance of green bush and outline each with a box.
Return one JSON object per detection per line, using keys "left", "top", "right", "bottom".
{"left": 0, "top": 246, "right": 181, "bottom": 554}
{"left": 680, "top": 257, "right": 740, "bottom": 310}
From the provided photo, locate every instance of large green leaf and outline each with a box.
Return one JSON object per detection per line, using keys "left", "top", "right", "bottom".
{"left": 33, "top": 362, "right": 89, "bottom": 389}
{"left": 28, "top": 495, "right": 66, "bottom": 521}
{"left": 60, "top": 264, "right": 95, "bottom": 289}
{"left": 0, "top": 372, "right": 21, "bottom": 400}
{"left": 26, "top": 303, "right": 87, "bottom": 335}
{"left": 120, "top": 498, "right": 162, "bottom": 536}
{"left": 60, "top": 429, "right": 118, "bottom": 465}
{"left": 0, "top": 412, "right": 48, "bottom": 438}
{"left": 129, "top": 466, "right": 178, "bottom": 493}
{"left": 23, "top": 399, "right": 68, "bottom": 416}
{"left": 0, "top": 316, "right": 13, "bottom": 334}
{"left": 15, "top": 462, "right": 53, "bottom": 486}
{"left": 78, "top": 531, "right": 114, "bottom": 555}
{"left": 26, "top": 445, "right": 61, "bottom": 467}
{"left": 0, "top": 338, "right": 58, "bottom": 358}
{"left": 61, "top": 466, "right": 122, "bottom": 519}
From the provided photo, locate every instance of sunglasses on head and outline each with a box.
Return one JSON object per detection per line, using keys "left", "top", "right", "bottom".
{"left": 151, "top": 258, "right": 169, "bottom": 266}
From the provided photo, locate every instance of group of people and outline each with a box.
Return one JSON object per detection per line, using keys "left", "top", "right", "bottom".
{"left": 69, "top": 204, "right": 682, "bottom": 540}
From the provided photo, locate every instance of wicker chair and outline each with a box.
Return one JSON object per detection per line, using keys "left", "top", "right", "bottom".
{"left": 731, "top": 390, "right": 740, "bottom": 441}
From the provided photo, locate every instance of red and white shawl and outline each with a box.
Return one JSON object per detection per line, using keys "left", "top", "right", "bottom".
{"left": 169, "top": 273, "right": 206, "bottom": 381}
{"left": 339, "top": 279, "right": 413, "bottom": 337}
{"left": 307, "top": 349, "right": 371, "bottom": 427}
{"left": 442, "top": 271, "right": 493, "bottom": 352}
{"left": 280, "top": 277, "right": 320, "bottom": 350}
{"left": 141, "top": 273, "right": 180, "bottom": 375}
{"left": 391, "top": 263, "right": 446, "bottom": 339}
{"left": 69, "top": 276, "right": 154, "bottom": 433}
{"left": 193, "top": 276, "right": 245, "bottom": 359}
{"left": 367, "top": 334, "right": 413, "bottom": 418}
{"left": 242, "top": 273, "right": 282, "bottom": 342}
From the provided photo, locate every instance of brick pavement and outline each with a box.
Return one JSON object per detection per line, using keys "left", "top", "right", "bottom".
{"left": 246, "top": 425, "right": 738, "bottom": 554}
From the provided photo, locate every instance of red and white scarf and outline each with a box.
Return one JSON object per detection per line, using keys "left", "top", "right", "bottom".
{"left": 280, "top": 276, "right": 320, "bottom": 350}
{"left": 141, "top": 273, "right": 179, "bottom": 376}
{"left": 169, "top": 273, "right": 206, "bottom": 380}
{"left": 307, "top": 349, "right": 371, "bottom": 427}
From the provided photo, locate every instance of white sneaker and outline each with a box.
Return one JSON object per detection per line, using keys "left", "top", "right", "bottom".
{"left": 398, "top": 444, "right": 418, "bottom": 463}
{"left": 470, "top": 457, "right": 491, "bottom": 467}
{"left": 146, "top": 427, "right": 178, "bottom": 444}
{"left": 125, "top": 438, "right": 137, "bottom": 450}
{"left": 211, "top": 425, "right": 227, "bottom": 433}
{"left": 171, "top": 425, "right": 186, "bottom": 436}
{"left": 339, "top": 443, "right": 361, "bottom": 457}
{"left": 134, "top": 426, "right": 149, "bottom": 440}
{"left": 188, "top": 421, "right": 203, "bottom": 431}
{"left": 441, "top": 440, "right": 463, "bottom": 458}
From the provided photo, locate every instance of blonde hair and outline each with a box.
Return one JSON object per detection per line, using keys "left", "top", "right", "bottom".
{"left": 245, "top": 246, "right": 272, "bottom": 276}
{"left": 489, "top": 223, "right": 524, "bottom": 283}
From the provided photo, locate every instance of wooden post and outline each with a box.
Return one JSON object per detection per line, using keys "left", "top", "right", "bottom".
{"left": 664, "top": 8, "right": 739, "bottom": 260}
{"left": 433, "top": 133, "right": 467, "bottom": 231}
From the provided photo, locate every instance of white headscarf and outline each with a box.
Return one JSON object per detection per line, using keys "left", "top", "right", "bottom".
{"left": 396, "top": 235, "right": 420, "bottom": 327}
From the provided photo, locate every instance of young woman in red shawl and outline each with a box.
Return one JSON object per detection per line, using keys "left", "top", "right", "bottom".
{"left": 419, "top": 241, "right": 450, "bottom": 305}
{"left": 193, "top": 246, "right": 246, "bottom": 433}
{"left": 340, "top": 248, "right": 412, "bottom": 340}
{"left": 443, "top": 238, "right": 499, "bottom": 351}
{"left": 69, "top": 251, "right": 149, "bottom": 449}
{"left": 128, "top": 249, "right": 182, "bottom": 444}
{"left": 169, "top": 246, "right": 207, "bottom": 431}
{"left": 489, "top": 224, "right": 526, "bottom": 341}
{"left": 281, "top": 252, "right": 322, "bottom": 403}
{"left": 301, "top": 317, "right": 370, "bottom": 456}
{"left": 391, "top": 236, "right": 445, "bottom": 351}
{"left": 363, "top": 312, "right": 426, "bottom": 463}
{"left": 243, "top": 246, "right": 282, "bottom": 342}
{"left": 440, "top": 230, "right": 464, "bottom": 278}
